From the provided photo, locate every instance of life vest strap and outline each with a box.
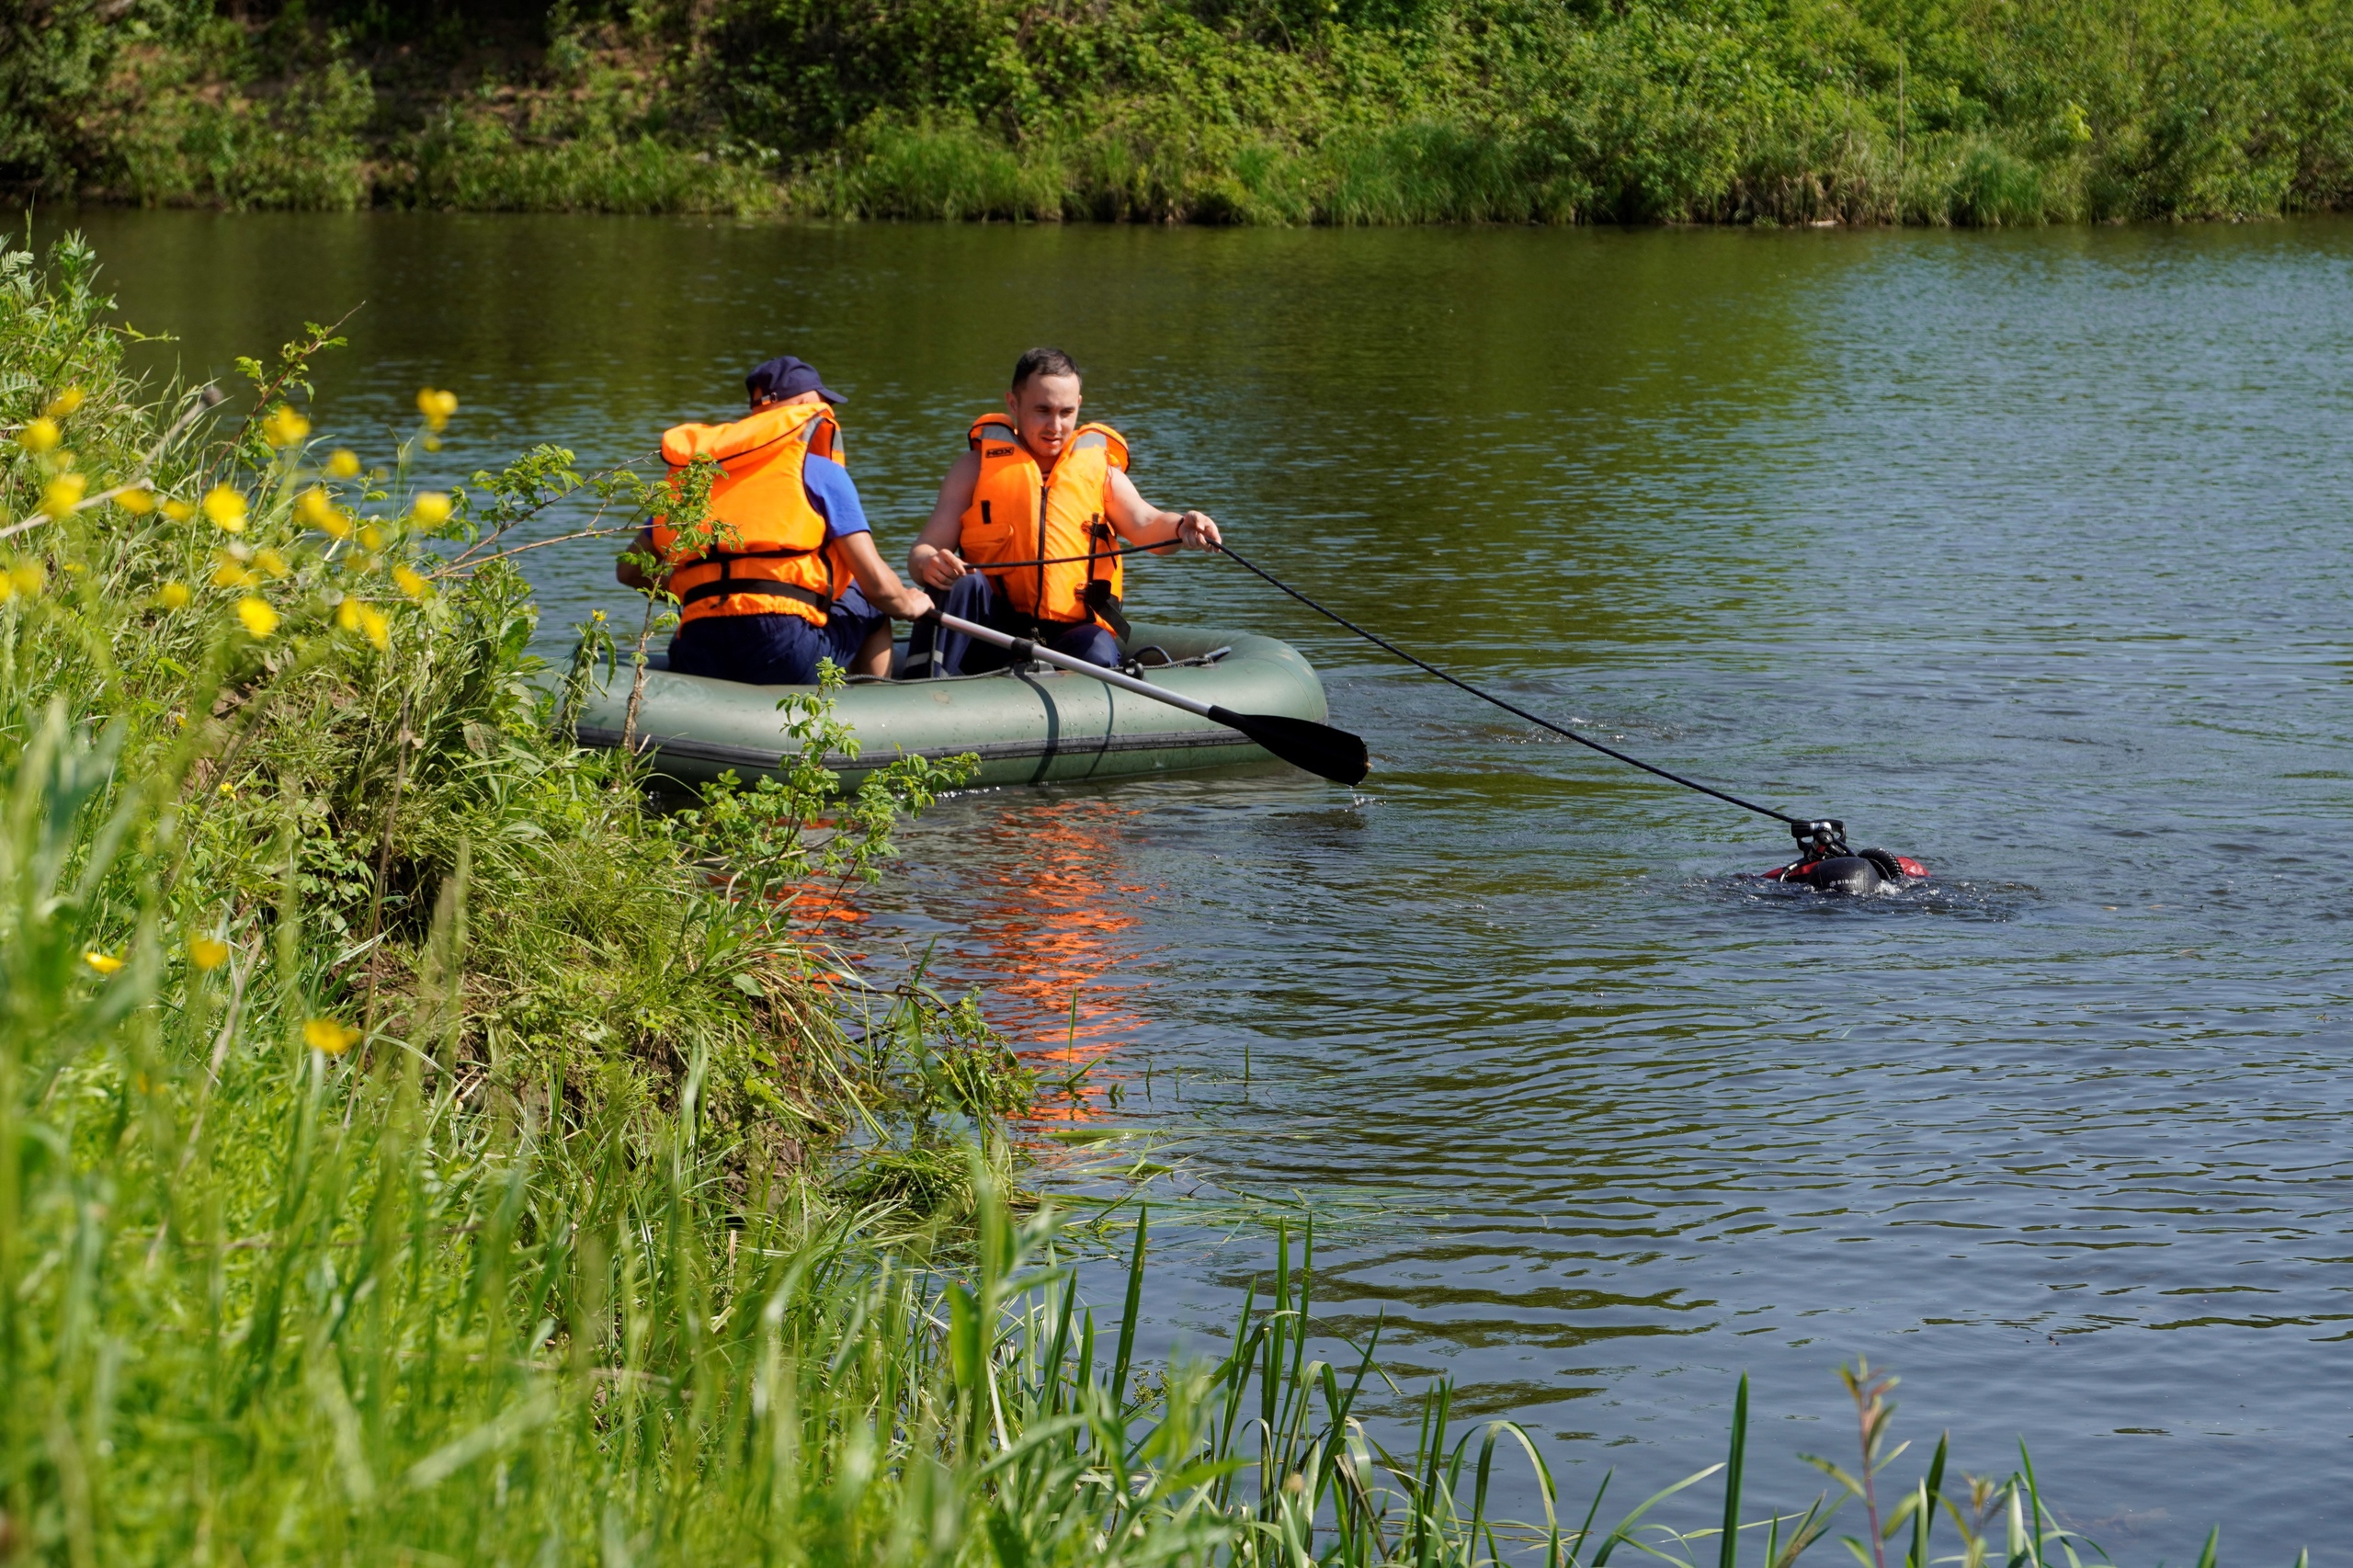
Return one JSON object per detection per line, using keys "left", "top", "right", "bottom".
{"left": 676, "top": 578, "right": 832, "bottom": 614}
{"left": 700, "top": 545, "right": 822, "bottom": 562}
{"left": 673, "top": 541, "right": 836, "bottom": 618}
{"left": 1083, "top": 581, "right": 1131, "bottom": 642}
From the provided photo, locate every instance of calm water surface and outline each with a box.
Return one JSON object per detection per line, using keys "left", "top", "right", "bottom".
{"left": 35, "top": 209, "right": 2353, "bottom": 1561}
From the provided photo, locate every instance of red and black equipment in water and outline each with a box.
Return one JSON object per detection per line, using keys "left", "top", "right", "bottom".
{"left": 1765, "top": 819, "right": 1930, "bottom": 894}
{"left": 1211, "top": 546, "right": 1932, "bottom": 892}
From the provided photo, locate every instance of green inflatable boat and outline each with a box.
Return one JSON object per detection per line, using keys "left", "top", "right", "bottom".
{"left": 568, "top": 621, "right": 1334, "bottom": 789}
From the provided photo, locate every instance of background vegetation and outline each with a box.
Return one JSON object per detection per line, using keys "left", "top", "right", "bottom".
{"left": 5, "top": 0, "right": 2353, "bottom": 223}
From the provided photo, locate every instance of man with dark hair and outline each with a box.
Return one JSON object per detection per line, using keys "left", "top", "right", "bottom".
{"left": 618, "top": 355, "right": 934, "bottom": 685}
{"left": 904, "top": 347, "right": 1222, "bottom": 676}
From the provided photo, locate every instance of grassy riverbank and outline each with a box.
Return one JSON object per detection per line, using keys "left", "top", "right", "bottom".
{"left": 7, "top": 0, "right": 2353, "bottom": 224}
{"left": 0, "top": 232, "right": 2275, "bottom": 1563}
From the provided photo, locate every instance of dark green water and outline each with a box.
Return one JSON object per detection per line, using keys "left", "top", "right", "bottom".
{"left": 32, "top": 209, "right": 2353, "bottom": 1562}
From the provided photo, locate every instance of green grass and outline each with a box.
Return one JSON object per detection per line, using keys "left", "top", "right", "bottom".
{"left": 0, "top": 232, "right": 2295, "bottom": 1565}
{"left": 13, "top": 0, "right": 2353, "bottom": 222}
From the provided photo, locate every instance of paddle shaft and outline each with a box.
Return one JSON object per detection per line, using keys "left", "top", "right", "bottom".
{"left": 926, "top": 611, "right": 1370, "bottom": 785}
{"left": 932, "top": 612, "right": 1223, "bottom": 720}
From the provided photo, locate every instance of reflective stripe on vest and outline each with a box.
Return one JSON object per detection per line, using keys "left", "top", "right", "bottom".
{"left": 958, "top": 415, "right": 1129, "bottom": 631}
{"left": 653, "top": 402, "right": 843, "bottom": 627}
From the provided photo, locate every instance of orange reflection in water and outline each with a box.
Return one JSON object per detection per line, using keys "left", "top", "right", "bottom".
{"left": 779, "top": 881, "right": 871, "bottom": 926}
{"left": 907, "top": 799, "right": 1160, "bottom": 1123}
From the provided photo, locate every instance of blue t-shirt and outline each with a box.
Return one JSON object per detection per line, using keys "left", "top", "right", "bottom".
{"left": 802, "top": 453, "right": 868, "bottom": 540}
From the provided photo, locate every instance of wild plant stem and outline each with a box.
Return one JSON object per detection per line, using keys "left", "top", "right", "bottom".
{"left": 620, "top": 597, "right": 655, "bottom": 755}
{"left": 362, "top": 694, "right": 413, "bottom": 1032}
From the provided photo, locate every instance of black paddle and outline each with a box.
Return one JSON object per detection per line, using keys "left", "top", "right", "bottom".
{"left": 931, "top": 611, "right": 1370, "bottom": 786}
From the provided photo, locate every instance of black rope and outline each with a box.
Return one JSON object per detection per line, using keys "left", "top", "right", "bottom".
{"left": 956, "top": 539, "right": 1174, "bottom": 571}
{"left": 1215, "top": 545, "right": 1805, "bottom": 827}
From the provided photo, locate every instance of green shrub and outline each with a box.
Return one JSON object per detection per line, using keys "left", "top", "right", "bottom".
{"left": 25, "top": 0, "right": 2353, "bottom": 222}
{"left": 404, "top": 110, "right": 783, "bottom": 214}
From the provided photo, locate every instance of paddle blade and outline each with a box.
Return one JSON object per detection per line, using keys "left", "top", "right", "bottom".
{"left": 1207, "top": 705, "right": 1370, "bottom": 785}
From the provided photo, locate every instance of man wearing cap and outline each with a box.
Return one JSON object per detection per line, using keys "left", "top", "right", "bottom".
{"left": 617, "top": 356, "right": 933, "bottom": 684}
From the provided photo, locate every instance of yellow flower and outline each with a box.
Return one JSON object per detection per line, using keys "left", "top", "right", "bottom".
{"left": 43, "top": 388, "right": 85, "bottom": 418}
{"left": 358, "top": 524, "right": 383, "bottom": 551}
{"left": 296, "top": 486, "right": 352, "bottom": 539}
{"left": 115, "top": 486, "right": 155, "bottom": 515}
{"left": 408, "top": 492, "right": 451, "bottom": 528}
{"left": 260, "top": 404, "right": 311, "bottom": 448}
{"left": 202, "top": 485, "right": 248, "bottom": 533}
{"left": 188, "top": 935, "right": 230, "bottom": 971}
{"left": 156, "top": 581, "right": 191, "bottom": 609}
{"left": 325, "top": 449, "right": 361, "bottom": 479}
{"left": 10, "top": 562, "right": 46, "bottom": 597}
{"left": 253, "top": 547, "right": 290, "bottom": 579}
{"left": 210, "top": 558, "right": 256, "bottom": 589}
{"left": 335, "top": 597, "right": 392, "bottom": 651}
{"left": 302, "top": 1017, "right": 360, "bottom": 1053}
{"left": 84, "top": 950, "right": 124, "bottom": 975}
{"left": 421, "top": 436, "right": 442, "bottom": 453}
{"left": 17, "top": 417, "right": 60, "bottom": 454}
{"left": 236, "top": 597, "right": 279, "bottom": 639}
{"left": 162, "top": 498, "right": 196, "bottom": 522}
{"left": 591, "top": 608, "right": 607, "bottom": 622}
{"left": 415, "top": 388, "right": 459, "bottom": 433}
{"left": 40, "top": 473, "right": 87, "bottom": 518}
{"left": 216, "top": 781, "right": 237, "bottom": 799}
{"left": 392, "top": 564, "right": 430, "bottom": 601}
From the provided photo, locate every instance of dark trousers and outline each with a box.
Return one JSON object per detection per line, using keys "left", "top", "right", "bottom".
{"left": 904, "top": 574, "right": 1120, "bottom": 677}
{"left": 666, "top": 585, "right": 885, "bottom": 687}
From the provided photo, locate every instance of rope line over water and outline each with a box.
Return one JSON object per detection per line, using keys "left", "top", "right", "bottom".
{"left": 938, "top": 540, "right": 1178, "bottom": 571}
{"left": 1215, "top": 545, "right": 1806, "bottom": 826}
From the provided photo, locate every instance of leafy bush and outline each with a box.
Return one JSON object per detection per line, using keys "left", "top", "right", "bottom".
{"left": 21, "top": 0, "right": 2353, "bottom": 222}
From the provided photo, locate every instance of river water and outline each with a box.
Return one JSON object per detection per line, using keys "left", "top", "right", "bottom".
{"left": 32, "top": 209, "right": 2353, "bottom": 1562}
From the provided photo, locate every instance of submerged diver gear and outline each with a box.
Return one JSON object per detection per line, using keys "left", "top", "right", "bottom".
{"left": 959, "top": 415, "right": 1130, "bottom": 634}
{"left": 1765, "top": 821, "right": 1928, "bottom": 892}
{"left": 655, "top": 401, "right": 846, "bottom": 628}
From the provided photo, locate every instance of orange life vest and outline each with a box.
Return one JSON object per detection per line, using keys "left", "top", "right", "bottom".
{"left": 957, "top": 415, "right": 1129, "bottom": 633}
{"left": 653, "top": 401, "right": 847, "bottom": 627}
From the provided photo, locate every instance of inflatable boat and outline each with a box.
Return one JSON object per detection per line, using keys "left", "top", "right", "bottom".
{"left": 567, "top": 621, "right": 1333, "bottom": 790}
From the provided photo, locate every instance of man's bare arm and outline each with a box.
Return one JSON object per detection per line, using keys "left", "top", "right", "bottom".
{"left": 615, "top": 527, "right": 656, "bottom": 589}
{"left": 835, "top": 530, "right": 935, "bottom": 619}
{"left": 1105, "top": 468, "right": 1222, "bottom": 552}
{"left": 909, "top": 452, "right": 981, "bottom": 588}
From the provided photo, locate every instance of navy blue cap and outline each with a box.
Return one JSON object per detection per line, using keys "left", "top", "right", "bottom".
{"left": 745, "top": 355, "right": 843, "bottom": 405}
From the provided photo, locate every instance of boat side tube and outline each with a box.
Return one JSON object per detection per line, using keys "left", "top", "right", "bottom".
{"left": 568, "top": 621, "right": 1334, "bottom": 790}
